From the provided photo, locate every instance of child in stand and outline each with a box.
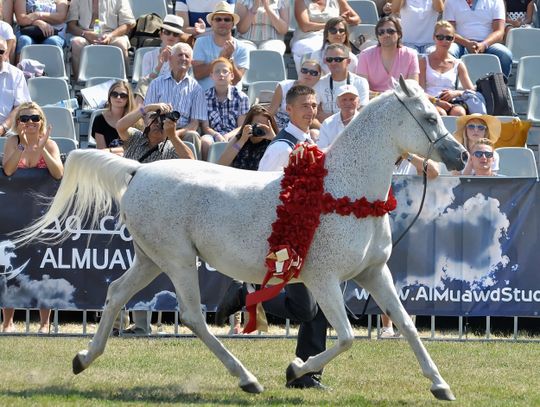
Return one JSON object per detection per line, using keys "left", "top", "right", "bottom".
{"left": 201, "top": 57, "right": 249, "bottom": 161}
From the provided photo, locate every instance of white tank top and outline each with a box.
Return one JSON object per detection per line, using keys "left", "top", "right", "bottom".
{"left": 424, "top": 55, "right": 460, "bottom": 96}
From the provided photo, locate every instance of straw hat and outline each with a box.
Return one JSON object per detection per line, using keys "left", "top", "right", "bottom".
{"left": 454, "top": 114, "right": 501, "bottom": 146}
{"left": 206, "top": 1, "right": 240, "bottom": 26}
{"left": 162, "top": 14, "right": 184, "bottom": 35}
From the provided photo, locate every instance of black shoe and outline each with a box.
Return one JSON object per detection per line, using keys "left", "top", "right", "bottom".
{"left": 215, "top": 280, "right": 245, "bottom": 326}
{"left": 286, "top": 374, "right": 327, "bottom": 390}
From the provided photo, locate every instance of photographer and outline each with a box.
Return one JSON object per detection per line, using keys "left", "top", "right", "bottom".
{"left": 117, "top": 103, "right": 194, "bottom": 163}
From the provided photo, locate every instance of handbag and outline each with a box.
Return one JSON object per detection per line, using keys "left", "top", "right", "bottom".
{"left": 494, "top": 118, "right": 532, "bottom": 148}
{"left": 20, "top": 25, "right": 59, "bottom": 42}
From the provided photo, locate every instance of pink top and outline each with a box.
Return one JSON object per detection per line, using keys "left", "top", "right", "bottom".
{"left": 18, "top": 155, "right": 47, "bottom": 169}
{"left": 356, "top": 45, "right": 420, "bottom": 92}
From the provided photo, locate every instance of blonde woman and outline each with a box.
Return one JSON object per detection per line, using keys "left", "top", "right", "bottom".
{"left": 2, "top": 101, "right": 63, "bottom": 334}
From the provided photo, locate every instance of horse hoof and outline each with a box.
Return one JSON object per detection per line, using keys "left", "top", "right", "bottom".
{"left": 431, "top": 387, "right": 456, "bottom": 401}
{"left": 240, "top": 381, "right": 264, "bottom": 394}
{"left": 72, "top": 354, "right": 86, "bottom": 375}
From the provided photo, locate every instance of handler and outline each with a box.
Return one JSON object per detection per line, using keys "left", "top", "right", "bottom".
{"left": 216, "top": 85, "right": 328, "bottom": 389}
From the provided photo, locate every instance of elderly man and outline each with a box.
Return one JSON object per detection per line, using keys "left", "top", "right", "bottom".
{"left": 318, "top": 84, "right": 360, "bottom": 148}
{"left": 192, "top": 1, "right": 249, "bottom": 91}
{"left": 67, "top": 0, "right": 135, "bottom": 79}
{"left": 145, "top": 42, "right": 206, "bottom": 157}
{"left": 443, "top": 0, "right": 512, "bottom": 78}
{"left": 315, "top": 43, "right": 369, "bottom": 122}
{"left": 0, "top": 37, "right": 30, "bottom": 137}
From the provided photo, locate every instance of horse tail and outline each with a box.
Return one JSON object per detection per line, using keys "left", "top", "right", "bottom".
{"left": 13, "top": 149, "right": 141, "bottom": 246}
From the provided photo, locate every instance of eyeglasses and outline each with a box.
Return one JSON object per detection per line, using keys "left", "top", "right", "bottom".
{"left": 325, "top": 56, "right": 347, "bottom": 63}
{"left": 466, "top": 124, "right": 487, "bottom": 131}
{"left": 473, "top": 150, "right": 494, "bottom": 158}
{"left": 19, "top": 114, "right": 41, "bottom": 123}
{"left": 213, "top": 16, "right": 233, "bottom": 23}
{"left": 377, "top": 28, "right": 397, "bottom": 36}
{"left": 328, "top": 27, "right": 346, "bottom": 35}
{"left": 301, "top": 67, "right": 320, "bottom": 77}
{"left": 435, "top": 34, "right": 454, "bottom": 41}
{"left": 162, "top": 28, "right": 180, "bottom": 37}
{"left": 111, "top": 91, "right": 129, "bottom": 99}
{"left": 0, "top": 49, "right": 5, "bottom": 55}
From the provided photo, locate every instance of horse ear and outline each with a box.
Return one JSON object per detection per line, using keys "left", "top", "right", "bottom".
{"left": 399, "top": 75, "right": 413, "bottom": 97}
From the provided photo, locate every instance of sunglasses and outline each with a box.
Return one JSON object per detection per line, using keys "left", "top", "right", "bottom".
{"left": 325, "top": 56, "right": 347, "bottom": 63}
{"left": 328, "top": 27, "right": 346, "bottom": 35}
{"left": 473, "top": 150, "right": 494, "bottom": 158}
{"left": 0, "top": 49, "right": 5, "bottom": 55}
{"left": 301, "top": 67, "right": 320, "bottom": 77}
{"left": 466, "top": 124, "right": 487, "bottom": 131}
{"left": 162, "top": 28, "right": 180, "bottom": 37}
{"left": 19, "top": 114, "right": 41, "bottom": 123}
{"left": 435, "top": 34, "right": 454, "bottom": 41}
{"left": 213, "top": 16, "right": 233, "bottom": 23}
{"left": 377, "top": 28, "right": 397, "bottom": 36}
{"left": 111, "top": 91, "right": 129, "bottom": 99}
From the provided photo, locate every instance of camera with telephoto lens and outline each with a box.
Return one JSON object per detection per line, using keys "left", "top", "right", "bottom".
{"left": 251, "top": 123, "right": 266, "bottom": 137}
{"left": 154, "top": 109, "right": 180, "bottom": 128}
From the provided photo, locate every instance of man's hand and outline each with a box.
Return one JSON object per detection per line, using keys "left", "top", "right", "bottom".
{"left": 194, "top": 18, "right": 206, "bottom": 35}
{"left": 220, "top": 40, "right": 235, "bottom": 59}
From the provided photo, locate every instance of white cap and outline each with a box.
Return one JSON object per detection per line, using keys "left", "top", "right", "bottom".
{"left": 336, "top": 84, "right": 359, "bottom": 98}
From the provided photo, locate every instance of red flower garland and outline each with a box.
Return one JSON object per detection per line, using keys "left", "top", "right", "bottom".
{"left": 244, "top": 143, "right": 396, "bottom": 333}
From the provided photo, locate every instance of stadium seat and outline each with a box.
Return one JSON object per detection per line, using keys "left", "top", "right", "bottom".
{"left": 184, "top": 141, "right": 198, "bottom": 160}
{"left": 496, "top": 147, "right": 539, "bottom": 177}
{"left": 131, "top": 46, "right": 159, "bottom": 83}
{"left": 53, "top": 137, "right": 79, "bottom": 154}
{"left": 41, "top": 106, "right": 77, "bottom": 141}
{"left": 527, "top": 85, "right": 540, "bottom": 125}
{"left": 349, "top": 24, "right": 377, "bottom": 52}
{"left": 78, "top": 45, "right": 127, "bottom": 84}
{"left": 348, "top": 0, "right": 379, "bottom": 25}
{"left": 515, "top": 56, "right": 540, "bottom": 94}
{"left": 506, "top": 27, "right": 540, "bottom": 64}
{"left": 460, "top": 54, "right": 502, "bottom": 85}
{"left": 207, "top": 141, "right": 228, "bottom": 163}
{"left": 19, "top": 44, "right": 68, "bottom": 80}
{"left": 27, "top": 77, "right": 71, "bottom": 106}
{"left": 441, "top": 116, "right": 457, "bottom": 134}
{"left": 243, "top": 50, "right": 286, "bottom": 86}
{"left": 87, "top": 108, "right": 107, "bottom": 148}
{"left": 129, "top": 0, "right": 167, "bottom": 19}
{"left": 247, "top": 81, "right": 278, "bottom": 106}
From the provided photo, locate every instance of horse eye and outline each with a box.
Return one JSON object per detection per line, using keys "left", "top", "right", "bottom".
{"left": 426, "top": 117, "right": 437, "bottom": 125}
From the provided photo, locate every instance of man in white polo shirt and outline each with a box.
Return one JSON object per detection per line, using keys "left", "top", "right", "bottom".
{"left": 317, "top": 84, "right": 361, "bottom": 149}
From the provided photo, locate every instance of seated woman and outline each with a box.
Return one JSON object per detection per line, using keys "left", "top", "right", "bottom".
{"left": 504, "top": 0, "right": 535, "bottom": 41}
{"left": 2, "top": 101, "right": 63, "bottom": 334}
{"left": 419, "top": 21, "right": 475, "bottom": 117}
{"left": 310, "top": 16, "right": 357, "bottom": 75}
{"left": 234, "top": 0, "right": 289, "bottom": 55}
{"left": 453, "top": 113, "right": 501, "bottom": 175}
{"left": 92, "top": 80, "right": 138, "bottom": 155}
{"left": 14, "top": 0, "right": 68, "bottom": 61}
{"left": 467, "top": 138, "right": 497, "bottom": 176}
{"left": 268, "top": 58, "right": 322, "bottom": 130}
{"left": 291, "top": 0, "right": 359, "bottom": 73}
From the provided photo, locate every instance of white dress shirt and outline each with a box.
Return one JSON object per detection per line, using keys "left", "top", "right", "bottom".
{"left": 318, "top": 110, "right": 359, "bottom": 148}
{"left": 258, "top": 122, "right": 311, "bottom": 171}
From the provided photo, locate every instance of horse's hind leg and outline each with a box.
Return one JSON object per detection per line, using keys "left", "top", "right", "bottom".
{"left": 163, "top": 260, "right": 263, "bottom": 394}
{"left": 73, "top": 243, "right": 161, "bottom": 374}
{"left": 355, "top": 264, "right": 455, "bottom": 401}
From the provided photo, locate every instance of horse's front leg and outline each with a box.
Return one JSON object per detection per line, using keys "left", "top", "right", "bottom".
{"left": 286, "top": 278, "right": 355, "bottom": 383}
{"left": 73, "top": 247, "right": 161, "bottom": 374}
{"left": 355, "top": 263, "right": 455, "bottom": 401}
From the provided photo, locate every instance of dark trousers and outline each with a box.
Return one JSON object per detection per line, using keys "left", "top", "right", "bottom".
{"left": 262, "top": 283, "right": 328, "bottom": 363}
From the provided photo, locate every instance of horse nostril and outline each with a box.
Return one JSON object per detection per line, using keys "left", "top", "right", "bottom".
{"left": 461, "top": 151, "right": 469, "bottom": 163}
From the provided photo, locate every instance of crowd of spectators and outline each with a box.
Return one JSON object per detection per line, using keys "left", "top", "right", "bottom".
{"left": 0, "top": 0, "right": 537, "bottom": 336}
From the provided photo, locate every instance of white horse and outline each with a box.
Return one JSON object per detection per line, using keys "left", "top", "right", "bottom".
{"left": 16, "top": 78, "right": 465, "bottom": 400}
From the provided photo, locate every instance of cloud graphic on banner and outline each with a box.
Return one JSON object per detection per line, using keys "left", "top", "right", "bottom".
{"left": 0, "top": 274, "right": 76, "bottom": 308}
{"left": 131, "top": 290, "right": 178, "bottom": 310}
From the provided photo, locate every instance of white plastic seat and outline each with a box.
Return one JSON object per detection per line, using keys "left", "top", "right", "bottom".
{"left": 132, "top": 46, "right": 159, "bottom": 83}
{"left": 243, "top": 50, "right": 286, "bottom": 86}
{"left": 515, "top": 56, "right": 540, "bottom": 94}
{"left": 348, "top": 0, "right": 379, "bottom": 25}
{"left": 78, "top": 45, "right": 127, "bottom": 83}
{"left": 27, "top": 77, "right": 71, "bottom": 106}
{"left": 41, "top": 106, "right": 77, "bottom": 141}
{"left": 460, "top": 54, "right": 502, "bottom": 85}
{"left": 506, "top": 27, "right": 540, "bottom": 64}
{"left": 53, "top": 137, "right": 79, "bottom": 153}
{"left": 441, "top": 116, "right": 457, "bottom": 134}
{"left": 19, "top": 44, "right": 68, "bottom": 80}
{"left": 527, "top": 85, "right": 540, "bottom": 124}
{"left": 348, "top": 24, "right": 377, "bottom": 52}
{"left": 247, "top": 81, "right": 278, "bottom": 105}
{"left": 207, "top": 141, "right": 229, "bottom": 163}
{"left": 129, "top": 0, "right": 167, "bottom": 19}
{"left": 496, "top": 147, "right": 539, "bottom": 177}
{"left": 183, "top": 141, "right": 198, "bottom": 160}
{"left": 87, "top": 108, "right": 107, "bottom": 147}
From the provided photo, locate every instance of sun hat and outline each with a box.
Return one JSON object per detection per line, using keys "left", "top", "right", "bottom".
{"left": 454, "top": 113, "right": 501, "bottom": 146}
{"left": 336, "top": 84, "right": 359, "bottom": 98}
{"left": 162, "top": 14, "right": 184, "bottom": 34}
{"left": 206, "top": 1, "right": 240, "bottom": 26}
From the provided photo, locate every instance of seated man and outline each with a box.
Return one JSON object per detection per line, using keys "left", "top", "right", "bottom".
{"left": 463, "top": 138, "right": 497, "bottom": 176}
{"left": 145, "top": 42, "right": 207, "bottom": 158}
{"left": 67, "top": 0, "right": 135, "bottom": 79}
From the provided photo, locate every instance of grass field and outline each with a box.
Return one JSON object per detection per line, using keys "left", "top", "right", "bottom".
{"left": 0, "top": 333, "right": 539, "bottom": 406}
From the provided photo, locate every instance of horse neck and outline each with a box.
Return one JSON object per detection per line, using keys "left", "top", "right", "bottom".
{"left": 323, "top": 103, "right": 397, "bottom": 201}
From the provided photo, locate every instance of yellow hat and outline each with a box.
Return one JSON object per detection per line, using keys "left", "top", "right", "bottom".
{"left": 454, "top": 114, "right": 501, "bottom": 147}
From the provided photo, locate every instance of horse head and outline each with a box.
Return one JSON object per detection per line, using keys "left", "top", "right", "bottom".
{"left": 393, "top": 76, "right": 467, "bottom": 172}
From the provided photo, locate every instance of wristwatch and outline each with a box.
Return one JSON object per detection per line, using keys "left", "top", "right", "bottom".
{"left": 406, "top": 153, "right": 414, "bottom": 162}
{"left": 17, "top": 143, "right": 25, "bottom": 152}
